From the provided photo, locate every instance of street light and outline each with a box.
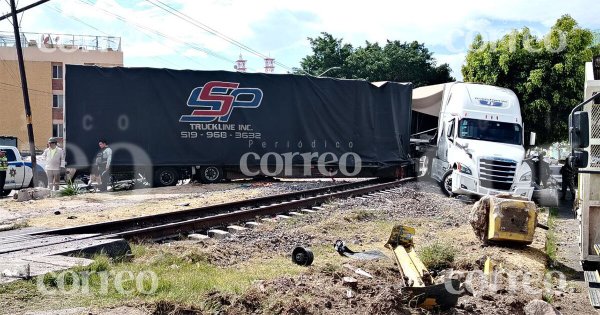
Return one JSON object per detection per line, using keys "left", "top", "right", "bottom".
{"left": 317, "top": 66, "right": 341, "bottom": 77}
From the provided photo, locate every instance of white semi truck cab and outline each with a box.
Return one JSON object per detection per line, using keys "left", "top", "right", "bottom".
{"left": 413, "top": 82, "right": 534, "bottom": 199}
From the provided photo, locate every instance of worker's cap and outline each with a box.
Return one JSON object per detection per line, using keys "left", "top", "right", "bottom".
{"left": 48, "top": 137, "right": 58, "bottom": 143}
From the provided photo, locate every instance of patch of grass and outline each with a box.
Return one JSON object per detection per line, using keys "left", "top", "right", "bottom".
{"left": 60, "top": 180, "right": 81, "bottom": 197}
{"left": 418, "top": 242, "right": 456, "bottom": 270}
{"left": 2, "top": 244, "right": 307, "bottom": 313}
{"left": 545, "top": 207, "right": 558, "bottom": 267}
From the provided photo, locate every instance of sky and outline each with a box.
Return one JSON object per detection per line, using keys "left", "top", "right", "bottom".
{"left": 0, "top": 0, "right": 599, "bottom": 80}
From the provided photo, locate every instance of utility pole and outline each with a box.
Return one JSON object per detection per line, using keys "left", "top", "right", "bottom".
{"left": 9, "top": 0, "right": 38, "bottom": 186}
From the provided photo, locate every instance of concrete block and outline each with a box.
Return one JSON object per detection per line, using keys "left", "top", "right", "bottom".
{"left": 188, "top": 233, "right": 210, "bottom": 241}
{"left": 245, "top": 221, "right": 260, "bottom": 228}
{"left": 227, "top": 225, "right": 247, "bottom": 234}
{"left": 208, "top": 229, "right": 230, "bottom": 239}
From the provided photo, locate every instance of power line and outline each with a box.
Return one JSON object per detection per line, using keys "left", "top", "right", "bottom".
{"left": 0, "top": 81, "right": 53, "bottom": 95}
{"left": 44, "top": 4, "right": 186, "bottom": 70}
{"left": 78, "top": 0, "right": 235, "bottom": 69}
{"left": 145, "top": 0, "right": 307, "bottom": 74}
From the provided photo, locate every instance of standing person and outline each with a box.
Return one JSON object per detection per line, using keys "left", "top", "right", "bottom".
{"left": 0, "top": 151, "right": 7, "bottom": 195}
{"left": 538, "top": 151, "right": 551, "bottom": 188}
{"left": 97, "top": 139, "right": 112, "bottom": 192}
{"left": 42, "top": 137, "right": 65, "bottom": 191}
{"left": 560, "top": 155, "right": 577, "bottom": 200}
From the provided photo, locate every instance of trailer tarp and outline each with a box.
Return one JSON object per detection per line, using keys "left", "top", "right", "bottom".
{"left": 65, "top": 66, "right": 413, "bottom": 169}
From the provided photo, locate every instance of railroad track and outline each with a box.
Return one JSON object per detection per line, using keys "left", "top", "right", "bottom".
{"left": 34, "top": 177, "right": 414, "bottom": 241}
{"left": 0, "top": 178, "right": 415, "bottom": 281}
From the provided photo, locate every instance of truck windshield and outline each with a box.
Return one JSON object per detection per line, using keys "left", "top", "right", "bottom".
{"left": 458, "top": 118, "right": 522, "bottom": 145}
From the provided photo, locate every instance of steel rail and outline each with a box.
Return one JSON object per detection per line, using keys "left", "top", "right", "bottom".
{"left": 33, "top": 178, "right": 392, "bottom": 237}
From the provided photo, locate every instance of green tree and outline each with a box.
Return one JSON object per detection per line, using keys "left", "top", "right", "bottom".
{"left": 462, "top": 15, "right": 600, "bottom": 145}
{"left": 299, "top": 33, "right": 453, "bottom": 86}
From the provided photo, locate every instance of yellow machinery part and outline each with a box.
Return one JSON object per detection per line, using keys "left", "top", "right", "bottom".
{"left": 487, "top": 197, "right": 537, "bottom": 244}
{"left": 393, "top": 246, "right": 426, "bottom": 287}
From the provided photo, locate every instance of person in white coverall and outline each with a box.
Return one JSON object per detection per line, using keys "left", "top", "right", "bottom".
{"left": 42, "top": 137, "right": 65, "bottom": 191}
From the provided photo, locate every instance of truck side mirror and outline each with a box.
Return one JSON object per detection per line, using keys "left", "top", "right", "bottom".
{"left": 570, "top": 111, "right": 589, "bottom": 149}
{"left": 572, "top": 151, "right": 588, "bottom": 168}
{"left": 529, "top": 132, "right": 536, "bottom": 146}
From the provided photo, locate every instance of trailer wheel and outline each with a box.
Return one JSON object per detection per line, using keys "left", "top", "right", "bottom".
{"left": 199, "top": 166, "right": 223, "bottom": 184}
{"left": 440, "top": 170, "right": 454, "bottom": 197}
{"left": 154, "top": 167, "right": 179, "bottom": 187}
{"left": 29, "top": 172, "right": 48, "bottom": 188}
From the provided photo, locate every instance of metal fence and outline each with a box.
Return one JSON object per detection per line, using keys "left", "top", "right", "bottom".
{"left": 0, "top": 31, "right": 121, "bottom": 51}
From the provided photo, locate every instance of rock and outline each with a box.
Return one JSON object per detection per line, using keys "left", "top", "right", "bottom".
{"left": 188, "top": 234, "right": 209, "bottom": 241}
{"left": 342, "top": 276, "right": 358, "bottom": 288}
{"left": 524, "top": 299, "right": 561, "bottom": 315}
{"left": 470, "top": 196, "right": 490, "bottom": 243}
{"left": 67, "top": 216, "right": 77, "bottom": 219}
{"left": 54, "top": 211, "right": 61, "bottom": 215}
{"left": 15, "top": 188, "right": 51, "bottom": 202}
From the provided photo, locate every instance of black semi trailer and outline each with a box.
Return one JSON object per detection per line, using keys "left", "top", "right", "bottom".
{"left": 65, "top": 65, "right": 416, "bottom": 186}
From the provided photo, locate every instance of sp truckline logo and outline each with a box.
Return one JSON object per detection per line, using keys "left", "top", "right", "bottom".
{"left": 180, "top": 81, "right": 263, "bottom": 123}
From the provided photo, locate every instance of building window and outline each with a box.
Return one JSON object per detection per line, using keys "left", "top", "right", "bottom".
{"left": 52, "top": 123, "right": 63, "bottom": 138}
{"left": 52, "top": 65, "right": 63, "bottom": 79}
{"left": 52, "top": 94, "right": 63, "bottom": 108}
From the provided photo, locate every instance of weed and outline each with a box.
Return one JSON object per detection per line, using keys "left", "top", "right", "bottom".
{"left": 418, "top": 242, "right": 456, "bottom": 270}
{"left": 60, "top": 180, "right": 81, "bottom": 197}
{"left": 546, "top": 207, "right": 558, "bottom": 267}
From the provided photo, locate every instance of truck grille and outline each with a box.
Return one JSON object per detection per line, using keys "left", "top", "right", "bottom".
{"left": 479, "top": 158, "right": 516, "bottom": 191}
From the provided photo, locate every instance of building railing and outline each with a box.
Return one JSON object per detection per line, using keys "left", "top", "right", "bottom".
{"left": 0, "top": 31, "right": 121, "bottom": 52}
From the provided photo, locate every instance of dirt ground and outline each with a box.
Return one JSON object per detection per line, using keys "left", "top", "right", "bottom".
{"left": 0, "top": 178, "right": 594, "bottom": 314}
{"left": 0, "top": 180, "right": 336, "bottom": 228}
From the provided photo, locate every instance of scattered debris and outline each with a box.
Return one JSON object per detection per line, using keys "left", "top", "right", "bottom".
{"left": 342, "top": 263, "right": 373, "bottom": 278}
{"left": 67, "top": 216, "right": 77, "bottom": 219}
{"left": 342, "top": 276, "right": 358, "bottom": 288}
{"left": 470, "top": 195, "right": 538, "bottom": 245}
{"left": 524, "top": 299, "right": 561, "bottom": 315}
{"left": 334, "top": 239, "right": 387, "bottom": 260}
{"left": 385, "top": 224, "right": 460, "bottom": 310}
{"left": 291, "top": 246, "right": 314, "bottom": 266}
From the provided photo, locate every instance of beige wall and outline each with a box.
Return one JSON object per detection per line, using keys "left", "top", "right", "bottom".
{"left": 0, "top": 47, "right": 123, "bottom": 66}
{"left": 0, "top": 46, "right": 123, "bottom": 153}
{"left": 0, "top": 60, "right": 52, "bottom": 153}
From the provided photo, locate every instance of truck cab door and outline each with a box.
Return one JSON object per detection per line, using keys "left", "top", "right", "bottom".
{"left": 4, "top": 149, "right": 25, "bottom": 189}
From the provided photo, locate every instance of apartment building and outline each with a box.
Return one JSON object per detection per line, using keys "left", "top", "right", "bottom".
{"left": 0, "top": 31, "right": 123, "bottom": 152}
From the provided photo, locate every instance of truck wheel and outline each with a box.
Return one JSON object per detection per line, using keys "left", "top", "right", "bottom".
{"left": 154, "top": 167, "right": 179, "bottom": 187}
{"left": 199, "top": 166, "right": 223, "bottom": 184}
{"left": 0, "top": 190, "right": 11, "bottom": 197}
{"left": 440, "top": 170, "right": 455, "bottom": 197}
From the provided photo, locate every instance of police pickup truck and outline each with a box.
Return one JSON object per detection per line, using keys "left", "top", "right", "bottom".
{"left": 0, "top": 146, "right": 47, "bottom": 196}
